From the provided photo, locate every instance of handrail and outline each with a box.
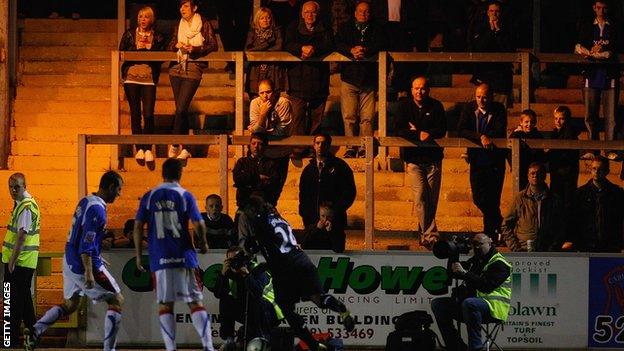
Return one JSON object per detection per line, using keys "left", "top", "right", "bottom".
{"left": 79, "top": 134, "right": 624, "bottom": 250}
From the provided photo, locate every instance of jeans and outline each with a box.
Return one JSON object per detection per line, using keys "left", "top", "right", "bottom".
{"left": 584, "top": 86, "right": 618, "bottom": 141}
{"left": 406, "top": 161, "right": 441, "bottom": 244}
{"left": 431, "top": 296, "right": 495, "bottom": 351}
{"left": 3, "top": 264, "right": 36, "bottom": 347}
{"left": 170, "top": 75, "right": 201, "bottom": 141}
{"left": 124, "top": 83, "right": 156, "bottom": 150}
{"left": 470, "top": 161, "right": 505, "bottom": 241}
{"left": 340, "top": 81, "right": 375, "bottom": 137}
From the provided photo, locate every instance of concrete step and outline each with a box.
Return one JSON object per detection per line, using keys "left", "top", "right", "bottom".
{"left": 23, "top": 19, "right": 116, "bottom": 32}
{"left": 10, "top": 141, "right": 111, "bottom": 157}
{"left": 13, "top": 112, "right": 111, "bottom": 128}
{"left": 20, "top": 46, "right": 116, "bottom": 61}
{"left": 8, "top": 155, "right": 112, "bottom": 171}
{"left": 22, "top": 60, "right": 110, "bottom": 74}
{"left": 14, "top": 100, "right": 110, "bottom": 114}
{"left": 11, "top": 126, "right": 111, "bottom": 142}
{"left": 120, "top": 99, "right": 235, "bottom": 115}
{"left": 17, "top": 86, "right": 110, "bottom": 101}
{"left": 22, "top": 32, "right": 117, "bottom": 46}
{"left": 20, "top": 73, "right": 111, "bottom": 87}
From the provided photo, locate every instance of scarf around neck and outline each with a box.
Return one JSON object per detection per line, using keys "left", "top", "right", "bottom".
{"left": 176, "top": 13, "right": 204, "bottom": 70}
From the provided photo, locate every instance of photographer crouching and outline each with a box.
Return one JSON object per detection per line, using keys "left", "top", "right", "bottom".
{"left": 213, "top": 247, "right": 283, "bottom": 350}
{"left": 431, "top": 234, "right": 512, "bottom": 351}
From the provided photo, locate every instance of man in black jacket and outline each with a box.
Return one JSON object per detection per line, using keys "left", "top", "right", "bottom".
{"left": 394, "top": 76, "right": 446, "bottom": 248}
{"left": 457, "top": 83, "right": 507, "bottom": 244}
{"left": 335, "top": 0, "right": 385, "bottom": 157}
{"left": 232, "top": 133, "right": 281, "bottom": 209}
{"left": 285, "top": 1, "right": 334, "bottom": 142}
{"left": 571, "top": 156, "right": 624, "bottom": 253}
{"left": 299, "top": 133, "right": 356, "bottom": 232}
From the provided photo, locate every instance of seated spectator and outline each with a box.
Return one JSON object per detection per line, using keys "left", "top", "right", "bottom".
{"left": 335, "top": 0, "right": 384, "bottom": 158}
{"left": 468, "top": 0, "right": 515, "bottom": 107}
{"left": 233, "top": 133, "right": 281, "bottom": 209}
{"left": 546, "top": 106, "right": 579, "bottom": 217}
{"left": 302, "top": 203, "right": 346, "bottom": 253}
{"left": 502, "top": 162, "right": 564, "bottom": 252}
{"left": 570, "top": 156, "right": 624, "bottom": 253}
{"left": 248, "top": 79, "right": 292, "bottom": 203}
{"left": 508, "top": 109, "right": 545, "bottom": 190}
{"left": 113, "top": 219, "right": 147, "bottom": 249}
{"left": 245, "top": 7, "right": 286, "bottom": 97}
{"left": 201, "top": 194, "right": 235, "bottom": 249}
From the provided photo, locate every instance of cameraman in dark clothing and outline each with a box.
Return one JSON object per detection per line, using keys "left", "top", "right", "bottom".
{"left": 431, "top": 234, "right": 512, "bottom": 351}
{"left": 212, "top": 247, "right": 283, "bottom": 350}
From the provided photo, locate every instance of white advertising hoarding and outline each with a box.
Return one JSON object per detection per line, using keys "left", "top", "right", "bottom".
{"left": 86, "top": 251, "right": 588, "bottom": 348}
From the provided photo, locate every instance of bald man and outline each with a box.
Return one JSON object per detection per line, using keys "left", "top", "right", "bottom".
{"left": 457, "top": 84, "right": 508, "bottom": 244}
{"left": 431, "top": 233, "right": 512, "bottom": 351}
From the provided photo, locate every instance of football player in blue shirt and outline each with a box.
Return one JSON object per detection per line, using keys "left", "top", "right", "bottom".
{"left": 239, "top": 195, "right": 355, "bottom": 351}
{"left": 24, "top": 171, "right": 124, "bottom": 351}
{"left": 133, "top": 158, "right": 212, "bottom": 351}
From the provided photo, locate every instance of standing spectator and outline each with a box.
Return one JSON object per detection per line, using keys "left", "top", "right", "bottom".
{"left": 216, "top": 0, "right": 252, "bottom": 73}
{"left": 394, "top": 76, "right": 447, "bottom": 248}
{"left": 335, "top": 0, "right": 384, "bottom": 158}
{"left": 302, "top": 202, "right": 346, "bottom": 253}
{"left": 202, "top": 194, "right": 236, "bottom": 249}
{"left": 248, "top": 79, "right": 293, "bottom": 203}
{"left": 502, "top": 163, "right": 564, "bottom": 252}
{"left": 508, "top": 109, "right": 545, "bottom": 190}
{"left": 285, "top": 0, "right": 334, "bottom": 148}
{"left": 299, "top": 133, "right": 356, "bottom": 233}
{"left": 457, "top": 83, "right": 508, "bottom": 244}
{"left": 233, "top": 134, "right": 281, "bottom": 209}
{"left": 570, "top": 156, "right": 624, "bottom": 253}
{"left": 167, "top": 0, "right": 218, "bottom": 160}
{"left": 2, "top": 173, "right": 39, "bottom": 348}
{"left": 468, "top": 0, "right": 515, "bottom": 107}
{"left": 133, "top": 159, "right": 213, "bottom": 351}
{"left": 575, "top": 0, "right": 621, "bottom": 160}
{"left": 24, "top": 172, "right": 124, "bottom": 351}
{"left": 245, "top": 7, "right": 286, "bottom": 97}
{"left": 546, "top": 105, "right": 579, "bottom": 217}
{"left": 119, "top": 6, "right": 166, "bottom": 163}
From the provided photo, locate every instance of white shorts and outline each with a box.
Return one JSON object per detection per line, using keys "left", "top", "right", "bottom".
{"left": 63, "top": 256, "right": 121, "bottom": 303}
{"left": 154, "top": 267, "right": 203, "bottom": 304}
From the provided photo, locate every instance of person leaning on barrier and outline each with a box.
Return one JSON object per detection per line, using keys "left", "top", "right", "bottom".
{"left": 431, "top": 233, "right": 512, "bottom": 351}
{"left": 457, "top": 83, "right": 507, "bottom": 245}
{"left": 1, "top": 173, "right": 40, "bottom": 348}
{"left": 569, "top": 156, "right": 624, "bottom": 253}
{"left": 394, "top": 76, "right": 447, "bottom": 249}
{"left": 212, "top": 247, "right": 283, "bottom": 350}
{"left": 501, "top": 162, "right": 565, "bottom": 252}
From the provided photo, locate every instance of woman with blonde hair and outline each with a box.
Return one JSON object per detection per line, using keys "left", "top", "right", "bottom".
{"left": 119, "top": 5, "right": 166, "bottom": 163}
{"left": 245, "top": 7, "right": 286, "bottom": 97}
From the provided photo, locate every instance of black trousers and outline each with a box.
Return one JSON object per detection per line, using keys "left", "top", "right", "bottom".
{"left": 469, "top": 161, "right": 505, "bottom": 241}
{"left": 124, "top": 83, "right": 156, "bottom": 150}
{"left": 219, "top": 294, "right": 277, "bottom": 341}
{"left": 3, "top": 264, "right": 36, "bottom": 347}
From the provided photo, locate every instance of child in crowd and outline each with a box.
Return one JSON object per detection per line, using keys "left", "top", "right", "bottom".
{"left": 201, "top": 194, "right": 235, "bottom": 249}
{"left": 546, "top": 105, "right": 579, "bottom": 218}
{"left": 301, "top": 203, "right": 346, "bottom": 253}
{"left": 509, "top": 109, "right": 544, "bottom": 189}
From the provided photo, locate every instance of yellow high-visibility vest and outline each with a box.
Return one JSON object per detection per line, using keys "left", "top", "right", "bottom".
{"left": 476, "top": 252, "right": 512, "bottom": 321}
{"left": 2, "top": 197, "right": 41, "bottom": 269}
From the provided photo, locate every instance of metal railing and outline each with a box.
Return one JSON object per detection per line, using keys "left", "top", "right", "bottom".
{"left": 77, "top": 134, "right": 624, "bottom": 250}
